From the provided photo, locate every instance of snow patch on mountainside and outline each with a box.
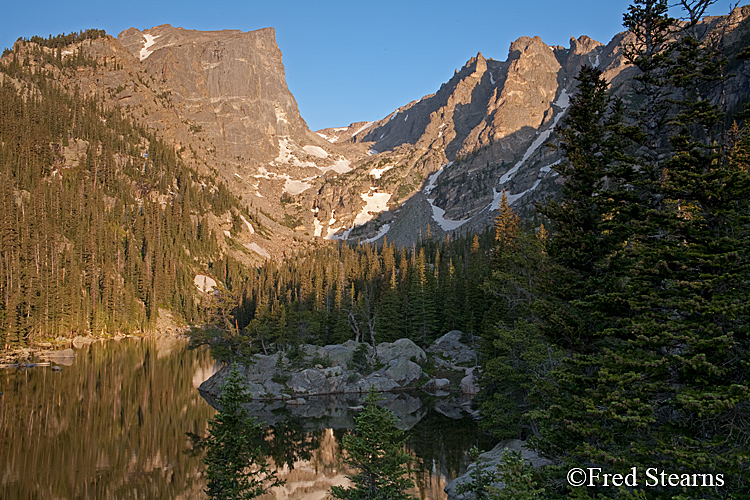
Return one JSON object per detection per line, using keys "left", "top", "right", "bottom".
{"left": 491, "top": 159, "right": 561, "bottom": 208}
{"left": 318, "top": 157, "right": 352, "bottom": 174}
{"left": 423, "top": 163, "right": 469, "bottom": 231}
{"left": 323, "top": 190, "right": 392, "bottom": 240}
{"left": 240, "top": 215, "right": 255, "bottom": 234}
{"left": 244, "top": 242, "right": 270, "bottom": 259}
{"left": 430, "top": 202, "right": 470, "bottom": 231}
{"left": 369, "top": 164, "right": 394, "bottom": 179}
{"left": 303, "top": 145, "right": 328, "bottom": 158}
{"left": 352, "top": 122, "right": 373, "bottom": 137}
{"left": 490, "top": 90, "right": 570, "bottom": 209}
{"left": 274, "top": 138, "right": 317, "bottom": 169}
{"left": 364, "top": 224, "right": 391, "bottom": 243}
{"left": 253, "top": 166, "right": 313, "bottom": 194}
{"left": 283, "top": 178, "right": 313, "bottom": 195}
{"left": 194, "top": 274, "right": 217, "bottom": 293}
{"left": 312, "top": 209, "right": 324, "bottom": 237}
{"left": 354, "top": 190, "right": 391, "bottom": 226}
{"left": 140, "top": 34, "right": 161, "bottom": 61}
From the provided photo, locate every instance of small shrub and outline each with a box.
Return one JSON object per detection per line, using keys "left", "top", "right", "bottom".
{"left": 348, "top": 344, "right": 373, "bottom": 375}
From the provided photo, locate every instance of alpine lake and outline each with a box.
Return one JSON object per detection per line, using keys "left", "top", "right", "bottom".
{"left": 0, "top": 337, "right": 492, "bottom": 499}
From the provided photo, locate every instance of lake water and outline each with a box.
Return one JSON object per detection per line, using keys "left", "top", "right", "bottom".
{"left": 0, "top": 338, "right": 490, "bottom": 499}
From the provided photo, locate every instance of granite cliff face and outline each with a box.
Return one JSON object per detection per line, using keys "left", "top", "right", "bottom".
{"left": 114, "top": 25, "right": 372, "bottom": 257}
{"left": 309, "top": 6, "right": 750, "bottom": 246}
{"left": 118, "top": 25, "right": 321, "bottom": 167}
{"left": 307, "top": 34, "right": 604, "bottom": 245}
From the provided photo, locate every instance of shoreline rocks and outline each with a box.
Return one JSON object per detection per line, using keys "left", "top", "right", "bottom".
{"left": 445, "top": 439, "right": 552, "bottom": 499}
{"left": 199, "top": 332, "right": 479, "bottom": 401}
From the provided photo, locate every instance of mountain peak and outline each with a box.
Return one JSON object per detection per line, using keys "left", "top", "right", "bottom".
{"left": 569, "top": 34, "right": 602, "bottom": 55}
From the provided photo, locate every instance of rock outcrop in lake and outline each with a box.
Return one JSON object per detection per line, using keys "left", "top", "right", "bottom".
{"left": 198, "top": 331, "right": 478, "bottom": 400}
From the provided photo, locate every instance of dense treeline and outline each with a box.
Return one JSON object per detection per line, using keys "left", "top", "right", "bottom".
{"left": 476, "top": 1, "right": 750, "bottom": 498}
{"left": 201, "top": 228, "right": 500, "bottom": 359}
{"left": 0, "top": 46, "right": 253, "bottom": 349}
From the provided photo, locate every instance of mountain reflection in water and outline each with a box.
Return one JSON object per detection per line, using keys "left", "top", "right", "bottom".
{"left": 201, "top": 387, "right": 492, "bottom": 499}
{"left": 0, "top": 339, "right": 490, "bottom": 499}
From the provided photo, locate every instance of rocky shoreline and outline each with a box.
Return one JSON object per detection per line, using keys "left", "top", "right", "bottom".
{"left": 1, "top": 330, "right": 190, "bottom": 368}
{"left": 199, "top": 330, "right": 479, "bottom": 401}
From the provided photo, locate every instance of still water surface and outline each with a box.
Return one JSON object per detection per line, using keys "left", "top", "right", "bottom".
{"left": 0, "top": 338, "right": 489, "bottom": 499}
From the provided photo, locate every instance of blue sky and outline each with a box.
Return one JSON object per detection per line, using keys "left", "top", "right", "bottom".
{"left": 0, "top": 0, "right": 737, "bottom": 130}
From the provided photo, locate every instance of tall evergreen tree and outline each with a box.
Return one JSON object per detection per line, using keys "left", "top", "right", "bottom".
{"left": 203, "top": 363, "right": 281, "bottom": 500}
{"left": 330, "top": 389, "right": 414, "bottom": 500}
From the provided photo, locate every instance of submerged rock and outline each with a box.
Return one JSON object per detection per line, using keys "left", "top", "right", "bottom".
{"left": 44, "top": 348, "right": 76, "bottom": 359}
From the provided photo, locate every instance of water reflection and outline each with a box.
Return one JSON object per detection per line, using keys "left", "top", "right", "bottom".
{"left": 0, "top": 340, "right": 491, "bottom": 500}
{"left": 0, "top": 338, "right": 218, "bottom": 500}
{"left": 201, "top": 392, "right": 493, "bottom": 500}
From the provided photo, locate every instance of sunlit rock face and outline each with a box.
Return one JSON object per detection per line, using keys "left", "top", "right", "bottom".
{"left": 320, "top": 6, "right": 750, "bottom": 246}
{"left": 118, "top": 24, "right": 325, "bottom": 169}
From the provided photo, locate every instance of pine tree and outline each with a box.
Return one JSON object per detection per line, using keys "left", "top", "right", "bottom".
{"left": 203, "top": 363, "right": 280, "bottom": 500}
{"left": 330, "top": 389, "right": 414, "bottom": 500}
{"left": 480, "top": 197, "right": 554, "bottom": 440}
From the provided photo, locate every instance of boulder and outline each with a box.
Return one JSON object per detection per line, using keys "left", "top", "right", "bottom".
{"left": 445, "top": 439, "right": 551, "bottom": 499}
{"left": 384, "top": 358, "right": 423, "bottom": 386}
{"left": 72, "top": 336, "right": 95, "bottom": 349}
{"left": 434, "top": 378, "right": 450, "bottom": 389}
{"left": 354, "top": 373, "right": 400, "bottom": 393}
{"left": 199, "top": 364, "right": 270, "bottom": 398}
{"left": 44, "top": 348, "right": 76, "bottom": 359}
{"left": 461, "top": 367, "right": 479, "bottom": 395}
{"left": 424, "top": 377, "right": 451, "bottom": 391}
{"left": 376, "top": 338, "right": 426, "bottom": 364}
{"left": 320, "top": 341, "right": 369, "bottom": 367}
{"left": 428, "top": 330, "right": 476, "bottom": 366}
{"left": 289, "top": 368, "right": 328, "bottom": 395}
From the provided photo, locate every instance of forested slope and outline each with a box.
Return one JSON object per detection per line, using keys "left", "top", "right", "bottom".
{"left": 0, "top": 33, "right": 256, "bottom": 349}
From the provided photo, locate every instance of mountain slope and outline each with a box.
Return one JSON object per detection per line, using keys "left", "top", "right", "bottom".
{"left": 309, "top": 5, "right": 750, "bottom": 247}
{"left": 0, "top": 35, "right": 264, "bottom": 344}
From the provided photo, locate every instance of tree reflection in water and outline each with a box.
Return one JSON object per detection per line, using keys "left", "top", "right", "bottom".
{"left": 0, "top": 337, "right": 218, "bottom": 500}
{"left": 0, "top": 340, "right": 489, "bottom": 500}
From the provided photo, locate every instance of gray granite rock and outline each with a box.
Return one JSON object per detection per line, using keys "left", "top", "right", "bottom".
{"left": 461, "top": 367, "right": 479, "bottom": 395}
{"left": 445, "top": 440, "right": 552, "bottom": 499}
{"left": 376, "top": 338, "right": 426, "bottom": 364}
{"left": 385, "top": 358, "right": 423, "bottom": 386}
{"left": 428, "top": 330, "right": 476, "bottom": 366}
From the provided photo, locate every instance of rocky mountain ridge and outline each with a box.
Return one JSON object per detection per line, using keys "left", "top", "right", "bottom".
{"left": 309, "top": 5, "right": 750, "bottom": 246}
{"left": 5, "top": 6, "right": 749, "bottom": 259}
